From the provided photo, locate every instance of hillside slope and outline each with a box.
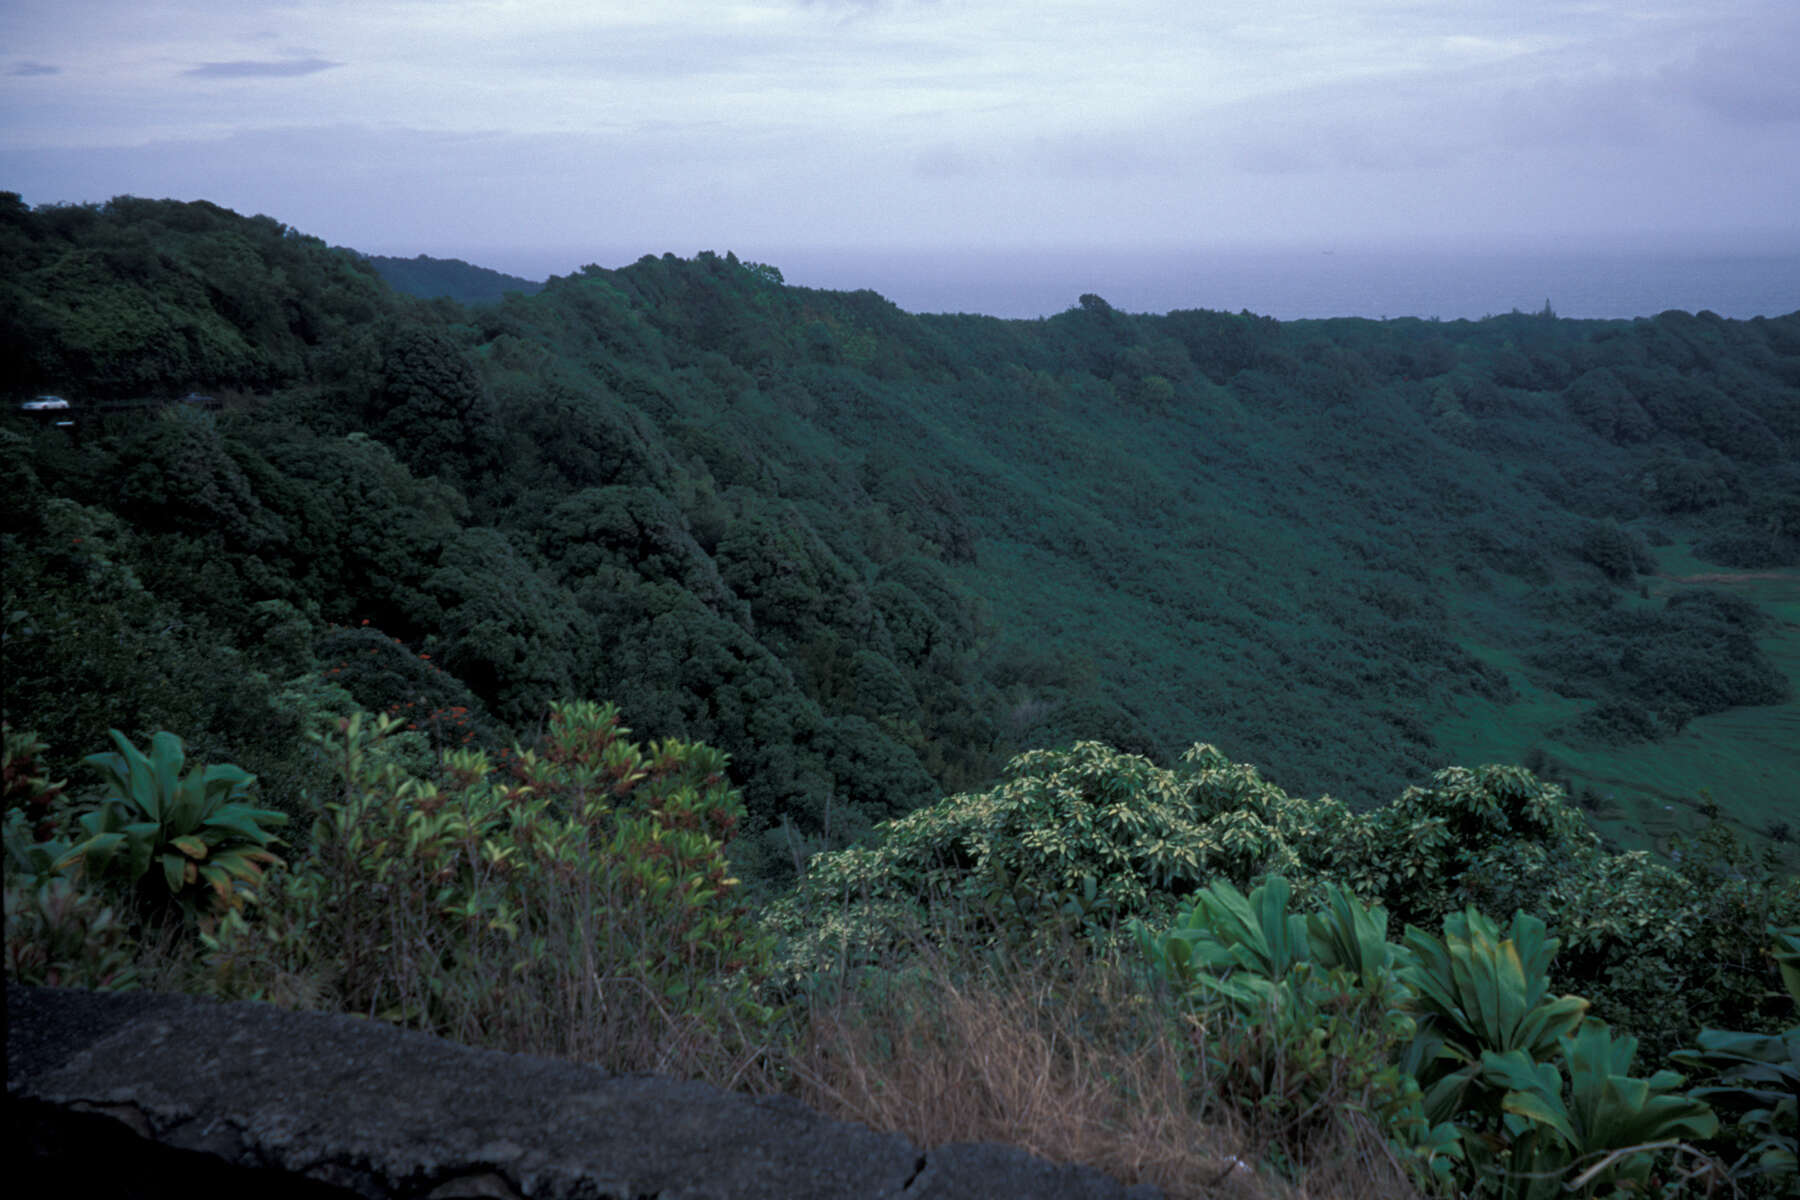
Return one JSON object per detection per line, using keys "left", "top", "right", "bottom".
{"left": 363, "top": 252, "right": 544, "bottom": 304}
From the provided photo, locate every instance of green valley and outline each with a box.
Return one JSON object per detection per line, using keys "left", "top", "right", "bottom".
{"left": 3, "top": 194, "right": 1795, "bottom": 879}
{"left": 6, "top": 192, "right": 1798, "bottom": 1198}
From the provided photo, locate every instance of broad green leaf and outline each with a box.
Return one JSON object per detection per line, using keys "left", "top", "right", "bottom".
{"left": 203, "top": 762, "right": 255, "bottom": 792}
{"left": 1502, "top": 1085, "right": 1576, "bottom": 1148}
{"left": 203, "top": 807, "right": 286, "bottom": 843}
{"left": 58, "top": 830, "right": 126, "bottom": 875}
{"left": 1773, "top": 926, "right": 1800, "bottom": 1008}
{"left": 1304, "top": 881, "right": 1393, "bottom": 991}
{"left": 123, "top": 821, "right": 157, "bottom": 884}
{"left": 166, "top": 766, "right": 209, "bottom": 835}
{"left": 161, "top": 850, "right": 187, "bottom": 893}
{"left": 1480, "top": 1047, "right": 1554, "bottom": 1096}
{"left": 148, "top": 730, "right": 185, "bottom": 822}
{"left": 1420, "top": 1062, "right": 1477, "bottom": 1126}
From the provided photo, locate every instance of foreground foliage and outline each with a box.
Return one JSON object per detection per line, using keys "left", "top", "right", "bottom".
{"left": 1672, "top": 927, "right": 1800, "bottom": 1188}
{"left": 5, "top": 707, "right": 776, "bottom": 1082}
{"left": 6, "top": 714, "right": 1798, "bottom": 1197}
{"left": 199, "top": 701, "right": 777, "bottom": 1074}
{"left": 1136, "top": 877, "right": 1733, "bottom": 1195}
{"left": 763, "top": 739, "right": 1795, "bottom": 1193}
{"left": 770, "top": 744, "right": 1798, "bottom": 1061}
{"left": 73, "top": 728, "right": 287, "bottom": 916}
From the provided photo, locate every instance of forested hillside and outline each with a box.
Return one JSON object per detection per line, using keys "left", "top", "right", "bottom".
{"left": 363, "top": 252, "right": 544, "bottom": 305}
{"left": 2, "top": 193, "right": 1796, "bottom": 887}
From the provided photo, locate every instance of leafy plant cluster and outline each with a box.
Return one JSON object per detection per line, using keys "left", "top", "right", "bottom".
{"left": 1674, "top": 929, "right": 1800, "bottom": 1184}
{"left": 4, "top": 726, "right": 138, "bottom": 989}
{"left": 197, "top": 701, "right": 774, "bottom": 1070}
{"left": 4, "top": 722, "right": 287, "bottom": 987}
{"left": 6, "top": 705, "right": 778, "bottom": 1080}
{"left": 767, "top": 736, "right": 1795, "bottom": 1194}
{"left": 770, "top": 743, "right": 1797, "bottom": 1056}
{"left": 1136, "top": 876, "right": 1751, "bottom": 1197}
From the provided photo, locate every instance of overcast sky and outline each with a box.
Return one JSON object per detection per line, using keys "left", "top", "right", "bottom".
{"left": 3, "top": 0, "right": 1798, "bottom": 282}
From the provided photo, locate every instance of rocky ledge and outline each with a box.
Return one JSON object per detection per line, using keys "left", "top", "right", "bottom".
{"left": 6, "top": 984, "right": 1160, "bottom": 1199}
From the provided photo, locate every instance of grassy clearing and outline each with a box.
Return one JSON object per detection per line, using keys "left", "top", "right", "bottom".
{"left": 1432, "top": 541, "right": 1799, "bottom": 870}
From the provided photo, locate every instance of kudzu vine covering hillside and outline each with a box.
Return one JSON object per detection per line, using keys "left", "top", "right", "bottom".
{"left": 2, "top": 193, "right": 1796, "bottom": 888}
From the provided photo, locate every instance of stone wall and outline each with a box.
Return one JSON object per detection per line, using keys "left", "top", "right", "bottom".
{"left": 6, "top": 984, "right": 1160, "bottom": 1200}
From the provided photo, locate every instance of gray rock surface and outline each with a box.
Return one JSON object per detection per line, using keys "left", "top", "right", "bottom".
{"left": 6, "top": 984, "right": 1161, "bottom": 1199}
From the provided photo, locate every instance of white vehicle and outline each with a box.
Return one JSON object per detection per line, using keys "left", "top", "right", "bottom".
{"left": 21, "top": 395, "right": 70, "bottom": 410}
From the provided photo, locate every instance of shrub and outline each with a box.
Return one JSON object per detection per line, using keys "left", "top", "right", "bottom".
{"left": 1576, "top": 520, "right": 1652, "bottom": 583}
{"left": 1571, "top": 825, "right": 1800, "bottom": 1062}
{"left": 764, "top": 741, "right": 1358, "bottom": 985}
{"left": 2, "top": 724, "right": 142, "bottom": 989}
{"left": 4, "top": 873, "right": 139, "bottom": 989}
{"left": 69, "top": 729, "right": 288, "bottom": 920}
{"left": 199, "top": 701, "right": 777, "bottom": 1082}
{"left": 1563, "top": 700, "right": 1669, "bottom": 746}
{"left": 1352, "top": 763, "right": 1598, "bottom": 931}
{"left": 1488, "top": 1020, "right": 1719, "bottom": 1198}
{"left": 1674, "top": 926, "right": 1800, "bottom": 1192}
{"left": 1135, "top": 879, "right": 1723, "bottom": 1197}
{"left": 1133, "top": 878, "right": 1433, "bottom": 1175}
{"left": 3, "top": 724, "right": 66, "bottom": 841}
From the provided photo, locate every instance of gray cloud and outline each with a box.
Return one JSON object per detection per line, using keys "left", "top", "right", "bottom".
{"left": 507, "top": 20, "right": 970, "bottom": 90}
{"left": 1030, "top": 129, "right": 1184, "bottom": 180}
{"left": 795, "top": 1, "right": 936, "bottom": 9}
{"left": 1197, "top": 53, "right": 1679, "bottom": 180}
{"left": 10, "top": 61, "right": 60, "bottom": 76}
{"left": 183, "top": 58, "right": 341, "bottom": 79}
{"left": 518, "top": 29, "right": 798, "bottom": 81}
{"left": 4, "top": 0, "right": 1794, "bottom": 261}
{"left": 5, "top": 107, "right": 1796, "bottom": 267}
{"left": 912, "top": 141, "right": 1011, "bottom": 179}
{"left": 1668, "top": 35, "right": 1800, "bottom": 126}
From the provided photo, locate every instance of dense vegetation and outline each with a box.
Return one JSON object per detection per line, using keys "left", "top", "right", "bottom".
{"left": 4, "top": 193, "right": 1798, "bottom": 1195}
{"left": 4, "top": 193, "right": 1795, "bottom": 883}
{"left": 8, "top": 722, "right": 1796, "bottom": 1197}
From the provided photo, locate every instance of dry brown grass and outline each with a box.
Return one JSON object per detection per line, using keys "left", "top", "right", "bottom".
{"left": 78, "top": 898, "right": 1428, "bottom": 1198}
{"left": 91, "top": 858, "right": 1426, "bottom": 1199}
{"left": 779, "top": 935, "right": 1422, "bottom": 1200}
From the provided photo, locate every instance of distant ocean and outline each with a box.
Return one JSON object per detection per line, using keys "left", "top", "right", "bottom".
{"left": 487, "top": 241, "right": 1800, "bottom": 322}
{"left": 755, "top": 246, "right": 1800, "bottom": 322}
